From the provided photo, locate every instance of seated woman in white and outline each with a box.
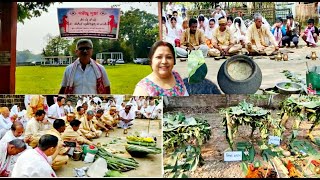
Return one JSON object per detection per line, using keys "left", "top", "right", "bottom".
{"left": 197, "top": 15, "right": 209, "bottom": 33}
{"left": 230, "top": 17, "right": 247, "bottom": 47}
{"left": 166, "top": 17, "right": 182, "bottom": 47}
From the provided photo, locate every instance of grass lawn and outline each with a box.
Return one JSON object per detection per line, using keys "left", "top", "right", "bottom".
{"left": 15, "top": 64, "right": 152, "bottom": 94}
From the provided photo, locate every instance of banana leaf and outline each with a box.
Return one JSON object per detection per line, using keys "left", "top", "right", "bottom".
{"left": 189, "top": 63, "right": 208, "bottom": 84}
{"left": 187, "top": 50, "right": 206, "bottom": 83}
{"left": 290, "top": 140, "right": 320, "bottom": 157}
{"left": 240, "top": 162, "right": 248, "bottom": 176}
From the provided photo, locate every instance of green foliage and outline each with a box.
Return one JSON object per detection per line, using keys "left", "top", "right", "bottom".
{"left": 221, "top": 100, "right": 285, "bottom": 150}
{"left": 17, "top": 2, "right": 59, "bottom": 24}
{"left": 119, "top": 8, "right": 159, "bottom": 59}
{"left": 44, "top": 35, "right": 70, "bottom": 56}
{"left": 164, "top": 145, "right": 204, "bottom": 178}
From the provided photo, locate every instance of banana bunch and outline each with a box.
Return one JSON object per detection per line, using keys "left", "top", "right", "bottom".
{"left": 126, "top": 136, "right": 155, "bottom": 143}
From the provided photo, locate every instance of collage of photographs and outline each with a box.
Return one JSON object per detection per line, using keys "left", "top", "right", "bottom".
{"left": 0, "top": 1, "right": 320, "bottom": 178}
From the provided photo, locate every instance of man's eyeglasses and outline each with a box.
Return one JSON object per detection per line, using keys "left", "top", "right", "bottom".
{"left": 78, "top": 47, "right": 92, "bottom": 51}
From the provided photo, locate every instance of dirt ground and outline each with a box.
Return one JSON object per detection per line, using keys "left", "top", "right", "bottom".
{"left": 165, "top": 108, "right": 320, "bottom": 178}
{"left": 173, "top": 37, "right": 320, "bottom": 93}
{"left": 54, "top": 119, "right": 163, "bottom": 177}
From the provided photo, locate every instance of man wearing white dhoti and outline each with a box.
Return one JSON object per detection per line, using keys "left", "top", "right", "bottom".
{"left": 0, "top": 139, "right": 27, "bottom": 177}
{"left": 118, "top": 105, "right": 135, "bottom": 131}
{"left": 246, "top": 13, "right": 279, "bottom": 55}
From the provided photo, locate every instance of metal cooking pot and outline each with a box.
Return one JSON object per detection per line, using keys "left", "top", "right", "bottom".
{"left": 73, "top": 151, "right": 82, "bottom": 161}
{"left": 217, "top": 55, "right": 262, "bottom": 94}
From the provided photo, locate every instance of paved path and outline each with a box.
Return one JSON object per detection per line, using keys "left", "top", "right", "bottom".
{"left": 173, "top": 39, "right": 320, "bottom": 94}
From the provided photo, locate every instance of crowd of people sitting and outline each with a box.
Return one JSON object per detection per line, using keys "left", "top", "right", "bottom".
{"left": 162, "top": 4, "right": 319, "bottom": 59}
{"left": 0, "top": 95, "right": 162, "bottom": 177}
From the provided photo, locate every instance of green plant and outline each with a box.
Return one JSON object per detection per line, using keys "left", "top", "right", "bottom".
{"left": 163, "top": 113, "right": 211, "bottom": 178}
{"left": 280, "top": 95, "right": 320, "bottom": 143}
{"left": 163, "top": 113, "right": 211, "bottom": 150}
{"left": 221, "top": 100, "right": 285, "bottom": 150}
{"left": 164, "top": 145, "right": 204, "bottom": 178}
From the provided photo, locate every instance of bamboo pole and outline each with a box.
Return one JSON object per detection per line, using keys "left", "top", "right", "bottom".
{"left": 158, "top": 1, "right": 162, "bottom": 41}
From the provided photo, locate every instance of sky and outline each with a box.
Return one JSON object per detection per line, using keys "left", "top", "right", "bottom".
{"left": 17, "top": 2, "right": 158, "bottom": 54}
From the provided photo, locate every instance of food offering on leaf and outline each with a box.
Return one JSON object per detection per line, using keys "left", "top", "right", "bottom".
{"left": 245, "top": 164, "right": 277, "bottom": 178}
{"left": 125, "top": 135, "right": 161, "bottom": 157}
{"left": 286, "top": 160, "right": 303, "bottom": 178}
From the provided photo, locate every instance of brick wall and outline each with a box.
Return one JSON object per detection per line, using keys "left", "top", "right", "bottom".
{"left": 164, "top": 94, "right": 290, "bottom": 113}
{"left": 0, "top": 95, "right": 26, "bottom": 110}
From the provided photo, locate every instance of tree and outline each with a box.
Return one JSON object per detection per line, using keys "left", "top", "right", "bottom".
{"left": 119, "top": 8, "right": 159, "bottom": 59}
{"left": 17, "top": 2, "right": 59, "bottom": 23}
{"left": 44, "top": 35, "right": 71, "bottom": 56}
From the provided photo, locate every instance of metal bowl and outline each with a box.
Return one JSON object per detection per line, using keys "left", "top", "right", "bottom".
{"left": 275, "top": 82, "right": 302, "bottom": 94}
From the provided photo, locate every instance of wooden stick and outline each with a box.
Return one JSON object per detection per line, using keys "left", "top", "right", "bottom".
{"left": 265, "top": 161, "right": 271, "bottom": 178}
{"left": 148, "top": 118, "right": 151, "bottom": 134}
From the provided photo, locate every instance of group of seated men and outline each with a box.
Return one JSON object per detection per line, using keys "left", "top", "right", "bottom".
{"left": 0, "top": 95, "right": 161, "bottom": 177}
{"left": 163, "top": 10, "right": 318, "bottom": 58}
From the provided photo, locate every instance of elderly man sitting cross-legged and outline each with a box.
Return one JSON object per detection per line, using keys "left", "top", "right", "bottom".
{"left": 79, "top": 110, "right": 102, "bottom": 139}
{"left": 246, "top": 13, "right": 279, "bottom": 55}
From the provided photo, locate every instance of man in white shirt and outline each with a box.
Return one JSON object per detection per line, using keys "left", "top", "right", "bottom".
{"left": 0, "top": 107, "right": 13, "bottom": 140}
{"left": 11, "top": 134, "right": 62, "bottom": 177}
{"left": 64, "top": 99, "right": 74, "bottom": 114}
{"left": 59, "top": 39, "right": 111, "bottom": 94}
{"left": 48, "top": 96, "right": 66, "bottom": 124}
{"left": 0, "top": 122, "right": 32, "bottom": 145}
{"left": 25, "top": 110, "right": 49, "bottom": 148}
{"left": 118, "top": 105, "right": 135, "bottom": 131}
{"left": 0, "top": 139, "right": 27, "bottom": 177}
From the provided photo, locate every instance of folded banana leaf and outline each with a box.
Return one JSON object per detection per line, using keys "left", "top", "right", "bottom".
{"left": 187, "top": 50, "right": 207, "bottom": 84}
{"left": 289, "top": 140, "right": 320, "bottom": 158}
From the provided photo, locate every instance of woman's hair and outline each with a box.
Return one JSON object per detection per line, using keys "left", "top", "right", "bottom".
{"left": 209, "top": 18, "right": 216, "bottom": 23}
{"left": 170, "top": 17, "right": 177, "bottom": 23}
{"left": 227, "top": 15, "right": 233, "bottom": 22}
{"left": 198, "top": 15, "right": 205, "bottom": 22}
{"left": 218, "top": 16, "right": 225, "bottom": 21}
{"left": 149, "top": 41, "right": 176, "bottom": 65}
{"left": 234, "top": 18, "right": 241, "bottom": 26}
{"left": 162, "top": 16, "right": 166, "bottom": 23}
